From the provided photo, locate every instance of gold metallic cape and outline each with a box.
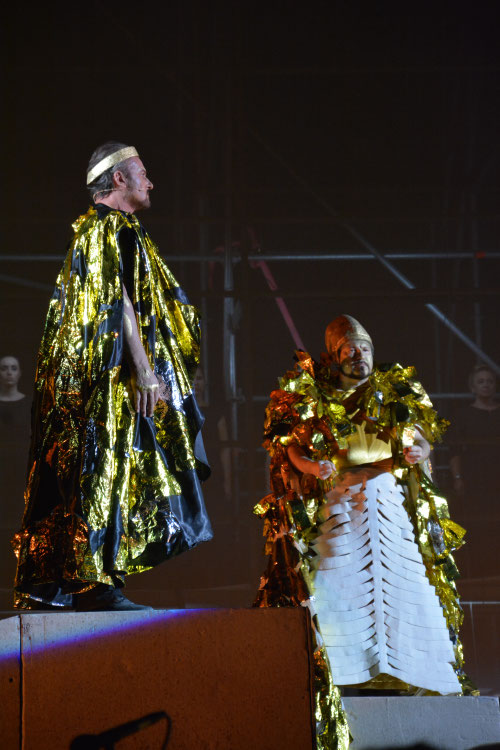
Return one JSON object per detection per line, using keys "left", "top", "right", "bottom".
{"left": 254, "top": 353, "right": 472, "bottom": 747}
{"left": 13, "top": 206, "right": 212, "bottom": 607}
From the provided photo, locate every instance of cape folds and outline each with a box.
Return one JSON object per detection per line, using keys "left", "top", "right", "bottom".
{"left": 13, "top": 207, "right": 212, "bottom": 607}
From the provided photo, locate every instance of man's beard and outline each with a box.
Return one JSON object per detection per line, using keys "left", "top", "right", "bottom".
{"left": 136, "top": 192, "right": 151, "bottom": 210}
{"left": 125, "top": 183, "right": 151, "bottom": 211}
{"left": 340, "top": 360, "right": 371, "bottom": 380}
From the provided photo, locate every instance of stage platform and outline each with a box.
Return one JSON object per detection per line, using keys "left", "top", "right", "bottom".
{"left": 343, "top": 695, "right": 500, "bottom": 749}
{"left": 0, "top": 609, "right": 499, "bottom": 749}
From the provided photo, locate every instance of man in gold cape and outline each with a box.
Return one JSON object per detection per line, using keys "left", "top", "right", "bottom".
{"left": 13, "top": 142, "right": 212, "bottom": 610}
{"left": 254, "top": 315, "right": 471, "bottom": 750}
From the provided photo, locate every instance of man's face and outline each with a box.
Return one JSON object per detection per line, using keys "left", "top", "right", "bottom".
{"left": 0, "top": 356, "right": 21, "bottom": 388}
{"left": 120, "top": 157, "right": 153, "bottom": 211}
{"left": 471, "top": 369, "right": 496, "bottom": 399}
{"left": 337, "top": 338, "right": 373, "bottom": 380}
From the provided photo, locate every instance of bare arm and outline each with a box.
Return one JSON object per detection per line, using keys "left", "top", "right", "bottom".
{"left": 287, "top": 444, "right": 336, "bottom": 480}
{"left": 122, "top": 284, "right": 160, "bottom": 418}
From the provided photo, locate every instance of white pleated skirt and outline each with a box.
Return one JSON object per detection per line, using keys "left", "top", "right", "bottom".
{"left": 310, "top": 468, "right": 460, "bottom": 694}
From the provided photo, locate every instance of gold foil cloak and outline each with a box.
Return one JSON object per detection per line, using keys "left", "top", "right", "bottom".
{"left": 13, "top": 206, "right": 212, "bottom": 607}
{"left": 254, "top": 353, "right": 474, "bottom": 746}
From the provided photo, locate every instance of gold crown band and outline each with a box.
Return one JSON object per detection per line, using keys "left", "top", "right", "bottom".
{"left": 86, "top": 146, "right": 138, "bottom": 186}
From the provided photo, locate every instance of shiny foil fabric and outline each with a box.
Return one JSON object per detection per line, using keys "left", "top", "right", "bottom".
{"left": 13, "top": 207, "right": 212, "bottom": 608}
{"left": 254, "top": 353, "right": 474, "bottom": 745}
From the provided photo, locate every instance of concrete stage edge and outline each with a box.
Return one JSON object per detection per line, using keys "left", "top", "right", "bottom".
{"left": 0, "top": 609, "right": 499, "bottom": 749}
{"left": 343, "top": 695, "right": 500, "bottom": 749}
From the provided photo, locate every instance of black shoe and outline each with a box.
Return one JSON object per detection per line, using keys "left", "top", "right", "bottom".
{"left": 75, "top": 585, "right": 154, "bottom": 612}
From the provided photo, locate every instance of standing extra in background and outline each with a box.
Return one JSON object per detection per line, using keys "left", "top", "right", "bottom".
{"left": 449, "top": 364, "right": 500, "bottom": 584}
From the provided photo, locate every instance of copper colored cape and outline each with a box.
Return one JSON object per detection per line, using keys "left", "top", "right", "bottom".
{"left": 13, "top": 206, "right": 212, "bottom": 607}
{"left": 254, "top": 352, "right": 473, "bottom": 748}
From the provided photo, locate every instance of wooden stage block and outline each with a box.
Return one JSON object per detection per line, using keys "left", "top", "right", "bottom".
{"left": 0, "top": 608, "right": 315, "bottom": 750}
{"left": 0, "top": 616, "right": 20, "bottom": 750}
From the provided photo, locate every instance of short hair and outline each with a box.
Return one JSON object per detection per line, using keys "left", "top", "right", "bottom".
{"left": 86, "top": 141, "right": 132, "bottom": 200}
{"left": 468, "top": 364, "right": 496, "bottom": 390}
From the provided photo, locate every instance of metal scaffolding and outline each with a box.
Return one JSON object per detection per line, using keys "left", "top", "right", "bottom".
{"left": 2, "top": 11, "right": 499, "bottom": 508}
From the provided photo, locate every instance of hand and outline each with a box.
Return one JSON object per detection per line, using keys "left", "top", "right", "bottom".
{"left": 313, "top": 460, "right": 337, "bottom": 480}
{"left": 131, "top": 367, "right": 161, "bottom": 418}
{"left": 403, "top": 445, "right": 425, "bottom": 465}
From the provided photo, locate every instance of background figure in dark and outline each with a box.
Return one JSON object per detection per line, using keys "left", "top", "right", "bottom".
{"left": 0, "top": 356, "right": 26, "bottom": 404}
{"left": 0, "top": 355, "right": 31, "bottom": 608}
{"left": 449, "top": 365, "right": 500, "bottom": 588}
{"left": 0, "top": 356, "right": 30, "bottom": 440}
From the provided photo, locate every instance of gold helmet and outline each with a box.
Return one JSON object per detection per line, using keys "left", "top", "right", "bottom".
{"left": 325, "top": 314, "right": 373, "bottom": 361}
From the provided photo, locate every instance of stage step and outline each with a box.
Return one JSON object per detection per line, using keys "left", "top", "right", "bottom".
{"left": 0, "top": 608, "right": 315, "bottom": 750}
{"left": 343, "top": 695, "right": 500, "bottom": 749}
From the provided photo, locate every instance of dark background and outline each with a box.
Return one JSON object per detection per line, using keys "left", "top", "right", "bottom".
{"left": 2, "top": 2, "right": 500, "bottom": 390}
{"left": 0, "top": 0, "right": 499, "bottom": 693}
